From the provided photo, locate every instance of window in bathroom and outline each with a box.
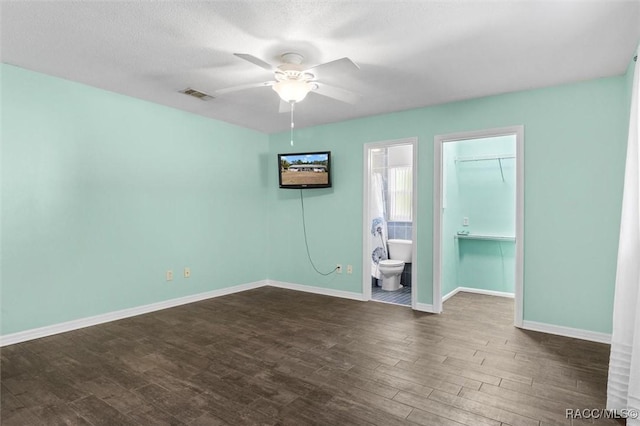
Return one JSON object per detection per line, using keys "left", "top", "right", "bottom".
{"left": 388, "top": 165, "right": 412, "bottom": 221}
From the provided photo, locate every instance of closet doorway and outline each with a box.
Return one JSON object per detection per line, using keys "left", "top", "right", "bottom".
{"left": 362, "top": 138, "right": 418, "bottom": 308}
{"left": 433, "top": 127, "right": 524, "bottom": 326}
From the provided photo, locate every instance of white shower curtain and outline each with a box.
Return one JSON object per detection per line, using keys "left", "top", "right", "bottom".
{"left": 607, "top": 49, "right": 640, "bottom": 424}
{"left": 370, "top": 173, "right": 388, "bottom": 279}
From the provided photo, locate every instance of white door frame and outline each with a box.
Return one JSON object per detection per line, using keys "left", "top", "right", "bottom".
{"left": 362, "top": 137, "right": 418, "bottom": 309}
{"left": 433, "top": 126, "right": 524, "bottom": 327}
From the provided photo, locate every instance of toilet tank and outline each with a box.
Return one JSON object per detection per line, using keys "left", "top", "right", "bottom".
{"left": 388, "top": 239, "right": 413, "bottom": 262}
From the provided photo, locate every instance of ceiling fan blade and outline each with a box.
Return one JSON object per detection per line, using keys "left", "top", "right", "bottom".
{"left": 313, "top": 82, "right": 361, "bottom": 104}
{"left": 305, "top": 57, "right": 359, "bottom": 76}
{"left": 278, "top": 99, "right": 292, "bottom": 113}
{"left": 234, "top": 53, "right": 276, "bottom": 71}
{"left": 215, "top": 81, "right": 275, "bottom": 95}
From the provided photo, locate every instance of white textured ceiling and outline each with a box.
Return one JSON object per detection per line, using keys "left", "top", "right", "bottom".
{"left": 2, "top": 1, "right": 639, "bottom": 134}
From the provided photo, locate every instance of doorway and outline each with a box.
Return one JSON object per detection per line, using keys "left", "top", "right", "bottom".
{"left": 362, "top": 138, "right": 418, "bottom": 308}
{"left": 433, "top": 127, "right": 524, "bottom": 326}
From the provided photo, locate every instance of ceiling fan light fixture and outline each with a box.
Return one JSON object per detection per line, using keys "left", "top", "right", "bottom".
{"left": 272, "top": 80, "right": 314, "bottom": 103}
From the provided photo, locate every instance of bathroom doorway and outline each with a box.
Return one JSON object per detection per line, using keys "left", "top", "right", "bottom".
{"left": 362, "top": 138, "right": 418, "bottom": 308}
{"left": 433, "top": 127, "right": 524, "bottom": 326}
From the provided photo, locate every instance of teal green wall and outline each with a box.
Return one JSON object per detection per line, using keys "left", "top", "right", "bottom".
{"left": 442, "top": 136, "right": 516, "bottom": 295}
{"left": 1, "top": 56, "right": 633, "bottom": 337}
{"left": 269, "top": 74, "right": 628, "bottom": 334}
{"left": 624, "top": 54, "right": 637, "bottom": 128}
{"left": 1, "top": 64, "right": 269, "bottom": 335}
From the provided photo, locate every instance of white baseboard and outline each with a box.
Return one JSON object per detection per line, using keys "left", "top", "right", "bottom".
{"left": 15, "top": 280, "right": 591, "bottom": 350}
{"left": 442, "top": 287, "right": 608, "bottom": 344}
{"left": 442, "top": 288, "right": 459, "bottom": 302}
{"left": 443, "top": 286, "right": 514, "bottom": 302}
{"left": 267, "top": 280, "right": 366, "bottom": 302}
{"left": 414, "top": 302, "right": 437, "bottom": 313}
{"left": 0, "top": 280, "right": 268, "bottom": 347}
{"left": 521, "top": 320, "right": 611, "bottom": 344}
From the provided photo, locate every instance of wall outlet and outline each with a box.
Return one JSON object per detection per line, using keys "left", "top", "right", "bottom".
{"left": 463, "top": 217, "right": 469, "bottom": 226}
{"left": 347, "top": 265, "right": 353, "bottom": 274}
{"left": 336, "top": 264, "right": 343, "bottom": 274}
{"left": 166, "top": 270, "right": 173, "bottom": 281}
{"left": 184, "top": 267, "right": 191, "bottom": 278}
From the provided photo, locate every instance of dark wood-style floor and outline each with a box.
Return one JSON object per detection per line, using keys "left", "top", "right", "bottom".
{"left": 1, "top": 287, "right": 615, "bottom": 425}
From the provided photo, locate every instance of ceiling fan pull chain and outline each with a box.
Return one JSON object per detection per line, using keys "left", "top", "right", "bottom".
{"left": 290, "top": 101, "right": 295, "bottom": 146}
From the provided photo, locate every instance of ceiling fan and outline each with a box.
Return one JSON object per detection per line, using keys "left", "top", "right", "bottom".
{"left": 216, "top": 52, "right": 360, "bottom": 111}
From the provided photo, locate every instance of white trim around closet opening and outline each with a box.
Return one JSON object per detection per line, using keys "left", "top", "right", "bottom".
{"left": 433, "top": 125, "right": 524, "bottom": 326}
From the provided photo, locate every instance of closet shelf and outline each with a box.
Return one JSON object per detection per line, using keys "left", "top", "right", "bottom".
{"left": 455, "top": 234, "right": 515, "bottom": 242}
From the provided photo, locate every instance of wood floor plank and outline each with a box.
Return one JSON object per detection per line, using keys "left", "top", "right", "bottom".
{"left": 283, "top": 396, "right": 369, "bottom": 426}
{"left": 0, "top": 289, "right": 612, "bottom": 425}
{"left": 429, "top": 389, "right": 540, "bottom": 426}
{"left": 475, "top": 382, "right": 614, "bottom": 426}
{"left": 75, "top": 375, "right": 147, "bottom": 414}
{"left": 396, "top": 359, "right": 497, "bottom": 387}
{"left": 31, "top": 403, "right": 100, "bottom": 425}
{"left": 332, "top": 341, "right": 407, "bottom": 366}
{"left": 499, "top": 378, "right": 604, "bottom": 407}
{"left": 405, "top": 339, "right": 479, "bottom": 361}
{"left": 299, "top": 368, "right": 414, "bottom": 419}
{"left": 325, "top": 394, "right": 411, "bottom": 426}
{"left": 313, "top": 365, "right": 400, "bottom": 399}
{"left": 190, "top": 388, "right": 279, "bottom": 426}
{"left": 393, "top": 390, "right": 501, "bottom": 426}
{"left": 69, "top": 394, "right": 137, "bottom": 425}
{"left": 377, "top": 362, "right": 481, "bottom": 392}
{"left": 348, "top": 364, "right": 444, "bottom": 396}
{"left": 407, "top": 407, "right": 467, "bottom": 426}
{"left": 0, "top": 383, "right": 24, "bottom": 415}
{"left": 441, "top": 356, "right": 533, "bottom": 385}
{"left": 223, "top": 369, "right": 301, "bottom": 405}
{"left": 2, "top": 373, "right": 74, "bottom": 407}
{"left": 0, "top": 406, "right": 46, "bottom": 426}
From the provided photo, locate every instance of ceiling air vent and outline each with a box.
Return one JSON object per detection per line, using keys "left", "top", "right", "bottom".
{"left": 180, "top": 87, "right": 214, "bottom": 101}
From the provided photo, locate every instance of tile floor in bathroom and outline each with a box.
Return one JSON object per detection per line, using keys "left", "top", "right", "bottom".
{"left": 372, "top": 283, "right": 412, "bottom": 306}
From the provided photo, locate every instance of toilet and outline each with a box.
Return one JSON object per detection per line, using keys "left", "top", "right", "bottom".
{"left": 378, "top": 259, "right": 405, "bottom": 291}
{"left": 378, "top": 239, "right": 413, "bottom": 291}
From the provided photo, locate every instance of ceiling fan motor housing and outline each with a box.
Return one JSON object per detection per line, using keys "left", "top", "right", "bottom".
{"left": 275, "top": 68, "right": 315, "bottom": 82}
{"left": 275, "top": 52, "right": 315, "bottom": 82}
{"left": 221, "top": 51, "right": 360, "bottom": 106}
{"left": 280, "top": 52, "right": 304, "bottom": 64}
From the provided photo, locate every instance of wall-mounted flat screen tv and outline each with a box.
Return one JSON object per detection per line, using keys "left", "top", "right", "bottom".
{"left": 278, "top": 151, "right": 332, "bottom": 189}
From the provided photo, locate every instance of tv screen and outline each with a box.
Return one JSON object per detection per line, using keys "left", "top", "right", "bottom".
{"left": 278, "top": 151, "right": 332, "bottom": 189}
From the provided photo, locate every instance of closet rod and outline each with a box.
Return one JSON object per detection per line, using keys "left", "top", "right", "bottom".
{"left": 455, "top": 153, "right": 514, "bottom": 182}
{"left": 455, "top": 154, "right": 515, "bottom": 163}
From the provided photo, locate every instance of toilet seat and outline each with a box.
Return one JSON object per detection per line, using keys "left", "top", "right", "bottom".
{"left": 379, "top": 259, "right": 404, "bottom": 267}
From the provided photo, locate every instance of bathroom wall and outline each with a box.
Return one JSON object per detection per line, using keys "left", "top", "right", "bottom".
{"left": 442, "top": 136, "right": 516, "bottom": 297}
{"left": 1, "top": 64, "right": 270, "bottom": 335}
{"left": 387, "top": 222, "right": 412, "bottom": 240}
{"left": 268, "top": 72, "right": 629, "bottom": 334}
